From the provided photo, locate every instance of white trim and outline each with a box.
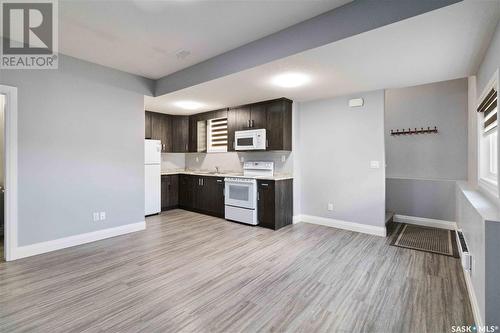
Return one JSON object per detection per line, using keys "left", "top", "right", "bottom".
{"left": 463, "top": 266, "right": 483, "bottom": 327}
{"left": 393, "top": 214, "right": 457, "bottom": 230}
{"left": 293, "top": 214, "right": 386, "bottom": 237}
{"left": 0, "top": 85, "right": 18, "bottom": 262}
{"left": 10, "top": 221, "right": 146, "bottom": 260}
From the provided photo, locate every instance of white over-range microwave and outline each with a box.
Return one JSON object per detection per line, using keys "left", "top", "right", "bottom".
{"left": 234, "top": 129, "right": 266, "bottom": 151}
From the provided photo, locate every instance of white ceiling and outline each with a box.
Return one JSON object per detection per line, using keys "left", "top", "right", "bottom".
{"left": 145, "top": 1, "right": 500, "bottom": 115}
{"left": 59, "top": 0, "right": 351, "bottom": 79}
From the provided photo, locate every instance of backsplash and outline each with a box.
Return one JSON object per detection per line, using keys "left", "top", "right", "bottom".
{"left": 162, "top": 151, "right": 293, "bottom": 174}
{"left": 161, "top": 153, "right": 185, "bottom": 171}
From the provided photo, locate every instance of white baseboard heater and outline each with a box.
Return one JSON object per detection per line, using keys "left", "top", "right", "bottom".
{"left": 456, "top": 229, "right": 472, "bottom": 272}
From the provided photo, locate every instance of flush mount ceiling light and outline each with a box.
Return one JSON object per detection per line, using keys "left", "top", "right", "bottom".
{"left": 174, "top": 100, "right": 204, "bottom": 110}
{"left": 271, "top": 72, "right": 311, "bottom": 88}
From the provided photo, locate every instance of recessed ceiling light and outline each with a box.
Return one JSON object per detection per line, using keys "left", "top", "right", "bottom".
{"left": 174, "top": 100, "right": 204, "bottom": 110}
{"left": 271, "top": 72, "right": 311, "bottom": 88}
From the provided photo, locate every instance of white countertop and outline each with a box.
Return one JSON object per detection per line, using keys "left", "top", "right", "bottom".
{"left": 160, "top": 169, "right": 293, "bottom": 181}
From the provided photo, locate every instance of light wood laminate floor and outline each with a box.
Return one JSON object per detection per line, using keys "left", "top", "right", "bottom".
{"left": 0, "top": 210, "right": 474, "bottom": 332}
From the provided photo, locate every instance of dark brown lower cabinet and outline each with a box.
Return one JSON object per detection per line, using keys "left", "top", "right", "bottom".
{"left": 161, "top": 175, "right": 179, "bottom": 211}
{"left": 257, "top": 179, "right": 293, "bottom": 230}
{"left": 178, "top": 174, "right": 225, "bottom": 218}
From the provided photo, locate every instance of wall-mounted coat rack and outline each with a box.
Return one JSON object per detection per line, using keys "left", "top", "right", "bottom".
{"left": 390, "top": 126, "right": 438, "bottom": 136}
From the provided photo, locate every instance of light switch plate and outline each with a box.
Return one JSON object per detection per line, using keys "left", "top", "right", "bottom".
{"left": 370, "top": 161, "right": 380, "bottom": 169}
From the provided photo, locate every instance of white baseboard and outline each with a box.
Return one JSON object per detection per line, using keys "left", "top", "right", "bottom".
{"left": 293, "top": 214, "right": 386, "bottom": 237}
{"left": 10, "top": 221, "right": 146, "bottom": 261}
{"left": 393, "top": 214, "right": 457, "bottom": 230}
{"left": 463, "top": 264, "right": 483, "bottom": 327}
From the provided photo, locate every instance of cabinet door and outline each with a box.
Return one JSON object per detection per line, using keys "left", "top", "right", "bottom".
{"left": 151, "top": 113, "right": 172, "bottom": 152}
{"left": 188, "top": 115, "right": 198, "bottom": 152}
{"left": 265, "top": 100, "right": 292, "bottom": 151}
{"left": 167, "top": 175, "right": 179, "bottom": 208}
{"left": 162, "top": 114, "right": 172, "bottom": 152}
{"left": 179, "top": 175, "right": 191, "bottom": 209}
{"left": 202, "top": 177, "right": 225, "bottom": 217}
{"left": 257, "top": 180, "right": 275, "bottom": 229}
{"left": 172, "top": 116, "right": 189, "bottom": 152}
{"left": 145, "top": 111, "right": 152, "bottom": 139}
{"left": 250, "top": 103, "right": 266, "bottom": 129}
{"left": 227, "top": 106, "right": 251, "bottom": 151}
{"left": 161, "top": 176, "right": 168, "bottom": 211}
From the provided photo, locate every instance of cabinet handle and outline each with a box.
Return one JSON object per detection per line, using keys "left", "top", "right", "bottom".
{"left": 266, "top": 139, "right": 269, "bottom": 148}
{"left": 257, "top": 192, "right": 260, "bottom": 200}
{"left": 251, "top": 120, "right": 254, "bottom": 128}
{"left": 185, "top": 143, "right": 188, "bottom": 151}
{"left": 261, "top": 183, "right": 269, "bottom": 187}
{"left": 216, "top": 179, "right": 222, "bottom": 183}
{"left": 247, "top": 120, "right": 251, "bottom": 128}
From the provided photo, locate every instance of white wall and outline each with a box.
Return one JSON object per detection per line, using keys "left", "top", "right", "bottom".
{"left": 297, "top": 90, "right": 386, "bottom": 227}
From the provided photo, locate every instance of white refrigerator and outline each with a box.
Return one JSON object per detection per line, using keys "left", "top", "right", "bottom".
{"left": 145, "top": 139, "right": 161, "bottom": 215}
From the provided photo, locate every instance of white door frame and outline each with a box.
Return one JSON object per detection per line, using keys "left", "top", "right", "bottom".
{"left": 0, "top": 85, "right": 18, "bottom": 261}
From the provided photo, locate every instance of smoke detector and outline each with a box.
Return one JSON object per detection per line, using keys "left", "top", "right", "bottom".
{"left": 176, "top": 49, "right": 191, "bottom": 60}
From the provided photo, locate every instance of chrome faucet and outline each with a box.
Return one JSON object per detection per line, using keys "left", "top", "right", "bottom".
{"left": 215, "top": 166, "right": 220, "bottom": 174}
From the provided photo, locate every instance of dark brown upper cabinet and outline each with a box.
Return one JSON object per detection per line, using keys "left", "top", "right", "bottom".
{"left": 265, "top": 98, "right": 292, "bottom": 151}
{"left": 227, "top": 98, "right": 291, "bottom": 151}
{"left": 172, "top": 115, "right": 189, "bottom": 152}
{"left": 145, "top": 111, "right": 152, "bottom": 139}
{"left": 150, "top": 112, "right": 171, "bottom": 152}
{"left": 146, "top": 112, "right": 189, "bottom": 153}
{"left": 146, "top": 98, "right": 292, "bottom": 153}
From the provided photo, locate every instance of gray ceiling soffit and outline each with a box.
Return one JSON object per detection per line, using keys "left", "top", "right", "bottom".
{"left": 155, "top": 0, "right": 461, "bottom": 97}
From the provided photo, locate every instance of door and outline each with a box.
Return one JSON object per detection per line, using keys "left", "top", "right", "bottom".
{"left": 161, "top": 176, "right": 168, "bottom": 211}
{"left": 257, "top": 181, "right": 275, "bottom": 229}
{"left": 265, "top": 99, "right": 292, "bottom": 151}
{"left": 172, "top": 116, "right": 189, "bottom": 152}
{"left": 228, "top": 106, "right": 250, "bottom": 151}
{"left": 179, "top": 174, "right": 195, "bottom": 209}
{"left": 203, "top": 177, "right": 224, "bottom": 217}
{"left": 250, "top": 103, "right": 266, "bottom": 129}
{"left": 167, "top": 175, "right": 179, "bottom": 208}
{"left": 145, "top": 111, "right": 152, "bottom": 139}
{"left": 145, "top": 164, "right": 161, "bottom": 215}
{"left": 225, "top": 181, "right": 255, "bottom": 209}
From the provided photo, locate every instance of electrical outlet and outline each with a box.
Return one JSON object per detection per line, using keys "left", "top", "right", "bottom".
{"left": 327, "top": 203, "right": 334, "bottom": 211}
{"left": 100, "top": 212, "right": 106, "bottom": 220}
{"left": 93, "top": 212, "right": 100, "bottom": 221}
{"left": 281, "top": 155, "right": 286, "bottom": 162}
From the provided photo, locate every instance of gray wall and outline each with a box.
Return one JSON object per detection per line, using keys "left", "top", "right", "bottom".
{"left": 385, "top": 78, "right": 468, "bottom": 221}
{"left": 297, "top": 90, "right": 386, "bottom": 227}
{"left": 386, "top": 178, "right": 456, "bottom": 221}
{"left": 456, "top": 18, "right": 500, "bottom": 326}
{"left": 0, "top": 55, "right": 154, "bottom": 246}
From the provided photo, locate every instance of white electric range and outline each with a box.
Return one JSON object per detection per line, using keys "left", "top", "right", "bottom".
{"left": 224, "top": 162, "right": 274, "bottom": 225}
